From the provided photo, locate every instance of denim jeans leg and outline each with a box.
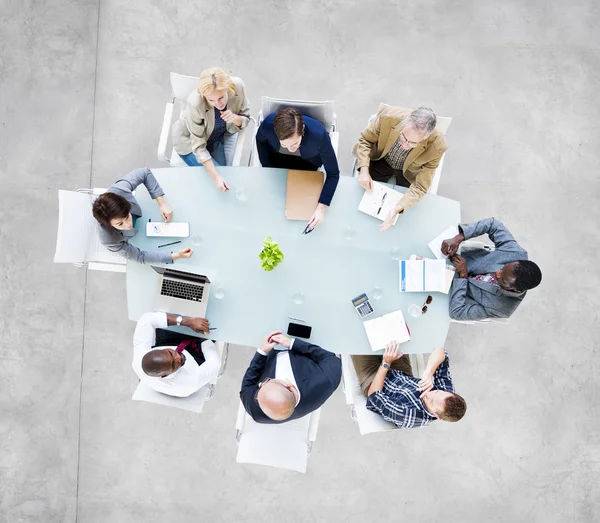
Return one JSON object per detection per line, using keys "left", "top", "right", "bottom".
{"left": 208, "top": 139, "right": 226, "bottom": 166}
{"left": 179, "top": 152, "right": 202, "bottom": 167}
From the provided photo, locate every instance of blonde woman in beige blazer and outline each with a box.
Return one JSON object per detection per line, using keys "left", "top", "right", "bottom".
{"left": 172, "top": 67, "right": 251, "bottom": 191}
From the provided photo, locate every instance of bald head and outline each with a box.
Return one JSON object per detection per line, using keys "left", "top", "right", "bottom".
{"left": 142, "top": 349, "right": 179, "bottom": 378}
{"left": 257, "top": 381, "right": 297, "bottom": 421}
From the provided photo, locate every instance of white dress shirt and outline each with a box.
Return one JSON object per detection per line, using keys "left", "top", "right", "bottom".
{"left": 257, "top": 338, "right": 301, "bottom": 406}
{"left": 133, "top": 312, "right": 220, "bottom": 398}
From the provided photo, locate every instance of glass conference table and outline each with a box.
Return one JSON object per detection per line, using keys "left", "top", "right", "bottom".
{"left": 127, "top": 167, "right": 460, "bottom": 354}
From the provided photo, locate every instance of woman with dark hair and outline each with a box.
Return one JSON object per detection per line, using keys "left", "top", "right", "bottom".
{"left": 92, "top": 168, "right": 193, "bottom": 264}
{"left": 255, "top": 107, "right": 340, "bottom": 229}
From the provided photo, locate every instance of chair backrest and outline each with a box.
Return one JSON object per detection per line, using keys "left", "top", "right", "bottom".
{"left": 341, "top": 355, "right": 397, "bottom": 435}
{"left": 132, "top": 381, "right": 211, "bottom": 413}
{"left": 170, "top": 72, "right": 199, "bottom": 103}
{"left": 236, "top": 402, "right": 316, "bottom": 473}
{"left": 54, "top": 190, "right": 93, "bottom": 263}
{"left": 260, "top": 96, "right": 335, "bottom": 131}
{"left": 375, "top": 103, "right": 452, "bottom": 135}
{"left": 54, "top": 189, "right": 128, "bottom": 267}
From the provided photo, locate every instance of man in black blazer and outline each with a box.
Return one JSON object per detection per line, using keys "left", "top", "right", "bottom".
{"left": 239, "top": 331, "right": 342, "bottom": 424}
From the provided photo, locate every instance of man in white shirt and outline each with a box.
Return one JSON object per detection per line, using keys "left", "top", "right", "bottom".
{"left": 133, "top": 312, "right": 221, "bottom": 398}
{"left": 239, "top": 331, "right": 341, "bottom": 424}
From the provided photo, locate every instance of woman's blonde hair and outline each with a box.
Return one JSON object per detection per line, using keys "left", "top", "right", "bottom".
{"left": 197, "top": 67, "right": 235, "bottom": 97}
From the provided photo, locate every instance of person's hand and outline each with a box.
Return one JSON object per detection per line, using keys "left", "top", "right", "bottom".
{"left": 358, "top": 167, "right": 373, "bottom": 190}
{"left": 450, "top": 254, "right": 468, "bottom": 278}
{"left": 382, "top": 341, "right": 403, "bottom": 364}
{"left": 220, "top": 109, "right": 239, "bottom": 125}
{"left": 260, "top": 331, "right": 283, "bottom": 353}
{"left": 159, "top": 203, "right": 173, "bottom": 223}
{"left": 172, "top": 248, "right": 194, "bottom": 261}
{"left": 214, "top": 175, "right": 230, "bottom": 192}
{"left": 184, "top": 317, "right": 210, "bottom": 335}
{"left": 417, "top": 373, "right": 434, "bottom": 395}
{"left": 441, "top": 233, "right": 465, "bottom": 257}
{"left": 270, "top": 333, "right": 293, "bottom": 348}
{"left": 379, "top": 209, "right": 397, "bottom": 232}
{"left": 307, "top": 205, "right": 326, "bottom": 229}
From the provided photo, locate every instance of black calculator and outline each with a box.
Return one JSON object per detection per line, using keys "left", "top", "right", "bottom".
{"left": 351, "top": 293, "right": 374, "bottom": 318}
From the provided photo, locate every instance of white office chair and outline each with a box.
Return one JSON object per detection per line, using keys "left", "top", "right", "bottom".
{"left": 341, "top": 353, "right": 428, "bottom": 435}
{"left": 251, "top": 96, "right": 339, "bottom": 167}
{"left": 235, "top": 402, "right": 321, "bottom": 473}
{"left": 132, "top": 342, "right": 229, "bottom": 413}
{"left": 352, "top": 103, "right": 452, "bottom": 195}
{"left": 157, "top": 72, "right": 256, "bottom": 167}
{"left": 449, "top": 240, "right": 510, "bottom": 325}
{"left": 54, "top": 189, "right": 127, "bottom": 273}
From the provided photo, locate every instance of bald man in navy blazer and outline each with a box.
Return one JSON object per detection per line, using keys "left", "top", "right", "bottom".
{"left": 240, "top": 331, "right": 341, "bottom": 424}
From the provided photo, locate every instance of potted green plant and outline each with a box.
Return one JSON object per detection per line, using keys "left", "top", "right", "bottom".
{"left": 259, "top": 237, "right": 284, "bottom": 272}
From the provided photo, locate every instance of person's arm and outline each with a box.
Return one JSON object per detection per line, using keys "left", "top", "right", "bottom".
{"left": 316, "top": 129, "right": 340, "bottom": 206}
{"left": 367, "top": 365, "right": 389, "bottom": 396}
{"left": 193, "top": 340, "right": 221, "bottom": 386}
{"left": 417, "top": 347, "right": 446, "bottom": 393}
{"left": 232, "top": 79, "right": 251, "bottom": 129}
{"left": 448, "top": 278, "right": 507, "bottom": 321}
{"left": 110, "top": 168, "right": 165, "bottom": 199}
{"left": 132, "top": 312, "right": 167, "bottom": 368}
{"left": 239, "top": 333, "right": 279, "bottom": 412}
{"left": 164, "top": 314, "right": 209, "bottom": 334}
{"left": 460, "top": 217, "right": 520, "bottom": 250}
{"left": 367, "top": 342, "right": 402, "bottom": 395}
{"left": 255, "top": 124, "right": 275, "bottom": 167}
{"left": 104, "top": 238, "right": 174, "bottom": 265}
{"left": 354, "top": 110, "right": 383, "bottom": 171}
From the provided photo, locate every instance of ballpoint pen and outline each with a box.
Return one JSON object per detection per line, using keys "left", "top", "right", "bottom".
{"left": 377, "top": 193, "right": 387, "bottom": 215}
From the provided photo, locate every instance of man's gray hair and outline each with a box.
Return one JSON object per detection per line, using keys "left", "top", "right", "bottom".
{"left": 407, "top": 106, "right": 437, "bottom": 137}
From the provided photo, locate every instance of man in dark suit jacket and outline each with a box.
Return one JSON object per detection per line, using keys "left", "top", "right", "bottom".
{"left": 239, "top": 331, "right": 342, "bottom": 424}
{"left": 442, "top": 217, "right": 542, "bottom": 321}
{"left": 255, "top": 108, "right": 340, "bottom": 229}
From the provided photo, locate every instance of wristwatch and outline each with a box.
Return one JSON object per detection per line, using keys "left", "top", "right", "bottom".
{"left": 381, "top": 362, "right": 390, "bottom": 370}
{"left": 176, "top": 315, "right": 183, "bottom": 326}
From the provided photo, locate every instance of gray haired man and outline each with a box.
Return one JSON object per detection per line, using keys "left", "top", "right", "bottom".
{"left": 352, "top": 106, "right": 448, "bottom": 231}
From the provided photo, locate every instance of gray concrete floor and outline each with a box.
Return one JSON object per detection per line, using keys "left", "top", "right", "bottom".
{"left": 1, "top": 0, "right": 598, "bottom": 522}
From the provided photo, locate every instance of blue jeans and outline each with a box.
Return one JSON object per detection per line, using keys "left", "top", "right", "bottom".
{"left": 180, "top": 139, "right": 226, "bottom": 167}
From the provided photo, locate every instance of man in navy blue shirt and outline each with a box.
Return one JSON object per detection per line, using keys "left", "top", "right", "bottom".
{"left": 256, "top": 108, "right": 340, "bottom": 229}
{"left": 352, "top": 343, "right": 466, "bottom": 429}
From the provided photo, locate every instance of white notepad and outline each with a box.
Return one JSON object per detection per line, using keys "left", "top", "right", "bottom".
{"left": 358, "top": 182, "right": 404, "bottom": 223}
{"left": 428, "top": 226, "right": 459, "bottom": 259}
{"left": 399, "top": 259, "right": 448, "bottom": 292}
{"left": 363, "top": 310, "right": 411, "bottom": 352}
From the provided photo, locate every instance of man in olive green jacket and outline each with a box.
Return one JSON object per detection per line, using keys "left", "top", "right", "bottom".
{"left": 352, "top": 105, "right": 448, "bottom": 232}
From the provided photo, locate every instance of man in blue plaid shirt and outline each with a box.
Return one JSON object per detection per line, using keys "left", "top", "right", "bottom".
{"left": 351, "top": 343, "right": 466, "bottom": 429}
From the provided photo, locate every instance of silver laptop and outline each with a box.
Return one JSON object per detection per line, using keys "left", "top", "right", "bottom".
{"left": 151, "top": 266, "right": 211, "bottom": 317}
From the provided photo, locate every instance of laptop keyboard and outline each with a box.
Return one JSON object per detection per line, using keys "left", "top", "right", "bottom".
{"left": 160, "top": 279, "right": 204, "bottom": 301}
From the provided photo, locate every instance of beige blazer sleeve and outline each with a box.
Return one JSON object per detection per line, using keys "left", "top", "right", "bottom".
{"left": 353, "top": 110, "right": 384, "bottom": 170}
{"left": 185, "top": 95, "right": 212, "bottom": 162}
{"left": 397, "top": 135, "right": 447, "bottom": 213}
{"left": 230, "top": 77, "right": 251, "bottom": 130}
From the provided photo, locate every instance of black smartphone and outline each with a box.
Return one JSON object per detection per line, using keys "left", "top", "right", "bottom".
{"left": 287, "top": 322, "right": 312, "bottom": 339}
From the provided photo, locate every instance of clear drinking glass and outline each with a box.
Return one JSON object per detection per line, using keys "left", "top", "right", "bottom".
{"left": 372, "top": 286, "right": 384, "bottom": 300}
{"left": 408, "top": 304, "right": 422, "bottom": 318}
{"left": 343, "top": 226, "right": 356, "bottom": 240}
{"left": 390, "top": 246, "right": 402, "bottom": 260}
{"left": 190, "top": 235, "right": 204, "bottom": 246}
{"left": 213, "top": 286, "right": 226, "bottom": 300}
{"left": 235, "top": 186, "right": 248, "bottom": 202}
{"left": 292, "top": 292, "right": 305, "bottom": 305}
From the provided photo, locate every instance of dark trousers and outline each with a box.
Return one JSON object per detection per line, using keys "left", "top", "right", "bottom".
{"left": 269, "top": 153, "right": 320, "bottom": 171}
{"left": 351, "top": 354, "right": 414, "bottom": 396}
{"left": 369, "top": 158, "right": 411, "bottom": 188}
{"left": 153, "top": 328, "right": 207, "bottom": 366}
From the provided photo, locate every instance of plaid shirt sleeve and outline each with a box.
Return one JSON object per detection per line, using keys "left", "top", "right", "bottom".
{"left": 433, "top": 352, "right": 455, "bottom": 393}
{"left": 366, "top": 391, "right": 431, "bottom": 429}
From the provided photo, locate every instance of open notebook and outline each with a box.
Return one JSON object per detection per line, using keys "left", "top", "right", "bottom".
{"left": 358, "top": 182, "right": 403, "bottom": 223}
{"left": 428, "top": 226, "right": 459, "bottom": 259}
{"left": 363, "top": 310, "right": 411, "bottom": 352}
{"left": 54, "top": 190, "right": 126, "bottom": 265}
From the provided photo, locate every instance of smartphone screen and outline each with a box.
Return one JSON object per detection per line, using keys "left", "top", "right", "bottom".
{"left": 287, "top": 322, "right": 312, "bottom": 339}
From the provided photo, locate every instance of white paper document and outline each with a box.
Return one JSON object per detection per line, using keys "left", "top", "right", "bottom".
{"left": 428, "top": 226, "right": 459, "bottom": 259}
{"left": 363, "top": 310, "right": 411, "bottom": 352}
{"left": 358, "top": 182, "right": 404, "bottom": 223}
{"left": 399, "top": 259, "right": 448, "bottom": 293}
